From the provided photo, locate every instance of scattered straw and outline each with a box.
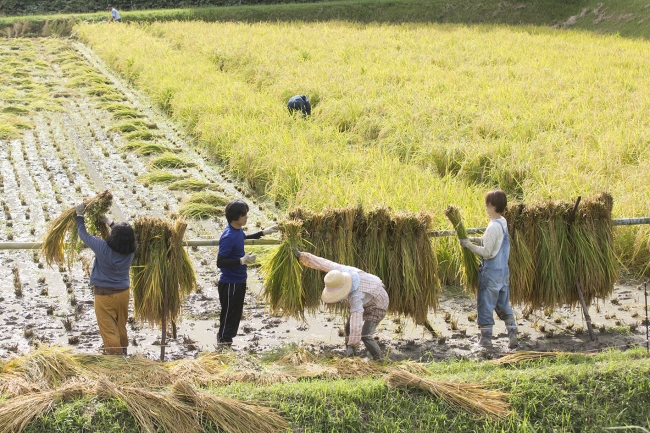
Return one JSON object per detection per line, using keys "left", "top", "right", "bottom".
{"left": 172, "top": 380, "right": 288, "bottom": 433}
{"left": 386, "top": 369, "right": 510, "bottom": 419}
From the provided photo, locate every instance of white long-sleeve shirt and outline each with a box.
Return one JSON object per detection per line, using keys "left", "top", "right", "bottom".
{"left": 466, "top": 217, "right": 507, "bottom": 259}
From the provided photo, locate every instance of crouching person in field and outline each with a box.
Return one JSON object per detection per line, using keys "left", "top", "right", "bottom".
{"left": 287, "top": 94, "right": 311, "bottom": 117}
{"left": 459, "top": 189, "right": 518, "bottom": 349}
{"left": 76, "top": 203, "right": 135, "bottom": 355}
{"left": 292, "top": 248, "right": 389, "bottom": 360}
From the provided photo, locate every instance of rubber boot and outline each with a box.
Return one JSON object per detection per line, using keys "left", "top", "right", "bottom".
{"left": 478, "top": 327, "right": 492, "bottom": 347}
{"left": 506, "top": 322, "right": 518, "bottom": 349}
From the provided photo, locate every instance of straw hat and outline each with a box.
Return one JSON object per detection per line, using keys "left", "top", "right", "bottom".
{"left": 321, "top": 270, "right": 353, "bottom": 304}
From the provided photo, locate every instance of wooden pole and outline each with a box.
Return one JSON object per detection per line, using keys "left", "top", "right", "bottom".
{"left": 567, "top": 196, "right": 595, "bottom": 342}
{"left": 160, "top": 277, "right": 168, "bottom": 362}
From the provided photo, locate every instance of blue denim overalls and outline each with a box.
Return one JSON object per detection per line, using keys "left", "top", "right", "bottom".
{"left": 477, "top": 218, "right": 516, "bottom": 327}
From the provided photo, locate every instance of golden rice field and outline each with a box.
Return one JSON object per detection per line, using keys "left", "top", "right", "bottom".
{"left": 76, "top": 21, "right": 650, "bottom": 274}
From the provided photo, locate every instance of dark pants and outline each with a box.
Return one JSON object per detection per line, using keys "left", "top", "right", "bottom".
{"left": 345, "top": 318, "right": 383, "bottom": 359}
{"left": 217, "top": 282, "right": 247, "bottom": 343}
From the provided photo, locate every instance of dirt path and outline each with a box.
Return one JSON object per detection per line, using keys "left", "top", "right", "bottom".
{"left": 0, "top": 38, "right": 648, "bottom": 362}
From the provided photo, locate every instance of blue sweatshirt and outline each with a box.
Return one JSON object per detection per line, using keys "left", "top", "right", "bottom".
{"left": 76, "top": 216, "right": 134, "bottom": 289}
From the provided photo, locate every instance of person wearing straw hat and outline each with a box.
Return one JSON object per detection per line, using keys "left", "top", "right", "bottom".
{"left": 292, "top": 248, "right": 389, "bottom": 360}
{"left": 458, "top": 189, "right": 518, "bottom": 349}
{"left": 216, "top": 199, "right": 278, "bottom": 347}
{"left": 75, "top": 203, "right": 135, "bottom": 355}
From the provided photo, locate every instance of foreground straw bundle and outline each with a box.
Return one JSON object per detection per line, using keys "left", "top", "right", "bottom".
{"left": 271, "top": 207, "right": 440, "bottom": 324}
{"left": 41, "top": 190, "right": 112, "bottom": 267}
{"left": 491, "top": 351, "right": 593, "bottom": 366}
{"left": 131, "top": 217, "right": 197, "bottom": 327}
{"left": 386, "top": 369, "right": 510, "bottom": 419}
{"left": 444, "top": 206, "right": 480, "bottom": 293}
{"left": 505, "top": 192, "right": 616, "bottom": 310}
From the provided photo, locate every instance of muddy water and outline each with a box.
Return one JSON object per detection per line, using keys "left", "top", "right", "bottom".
{"left": 1, "top": 38, "right": 648, "bottom": 362}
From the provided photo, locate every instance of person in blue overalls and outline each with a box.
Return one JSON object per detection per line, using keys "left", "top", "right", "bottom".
{"left": 459, "top": 189, "right": 518, "bottom": 349}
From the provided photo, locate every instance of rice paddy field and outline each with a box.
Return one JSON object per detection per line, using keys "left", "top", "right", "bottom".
{"left": 75, "top": 19, "right": 650, "bottom": 277}
{"left": 2, "top": 3, "right": 650, "bottom": 431}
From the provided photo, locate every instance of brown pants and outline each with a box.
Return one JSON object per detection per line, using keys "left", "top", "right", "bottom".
{"left": 94, "top": 290, "right": 129, "bottom": 355}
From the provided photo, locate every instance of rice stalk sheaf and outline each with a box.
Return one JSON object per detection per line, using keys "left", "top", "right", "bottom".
{"left": 266, "top": 207, "right": 441, "bottom": 323}
{"left": 131, "top": 217, "right": 197, "bottom": 327}
{"left": 504, "top": 192, "right": 616, "bottom": 310}
{"left": 41, "top": 190, "right": 112, "bottom": 268}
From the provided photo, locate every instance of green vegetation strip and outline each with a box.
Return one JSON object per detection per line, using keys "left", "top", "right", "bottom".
{"left": 16, "top": 349, "right": 650, "bottom": 433}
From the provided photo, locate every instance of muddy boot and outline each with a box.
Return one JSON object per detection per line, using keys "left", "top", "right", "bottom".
{"left": 506, "top": 322, "right": 518, "bottom": 349}
{"left": 478, "top": 327, "right": 492, "bottom": 347}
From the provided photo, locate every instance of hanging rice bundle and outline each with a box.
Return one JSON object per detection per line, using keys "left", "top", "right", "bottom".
{"left": 282, "top": 207, "right": 440, "bottom": 322}
{"left": 262, "top": 220, "right": 307, "bottom": 320}
{"left": 172, "top": 380, "right": 288, "bottom": 433}
{"left": 504, "top": 192, "right": 616, "bottom": 310}
{"left": 131, "top": 217, "right": 196, "bottom": 327}
{"left": 0, "top": 382, "right": 86, "bottom": 433}
{"left": 94, "top": 378, "right": 201, "bottom": 433}
{"left": 386, "top": 369, "right": 510, "bottom": 419}
{"left": 444, "top": 206, "right": 480, "bottom": 293}
{"left": 41, "top": 190, "right": 112, "bottom": 267}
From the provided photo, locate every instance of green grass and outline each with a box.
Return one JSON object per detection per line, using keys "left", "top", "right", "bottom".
{"left": 149, "top": 153, "right": 197, "bottom": 169}
{"left": 16, "top": 349, "right": 650, "bottom": 433}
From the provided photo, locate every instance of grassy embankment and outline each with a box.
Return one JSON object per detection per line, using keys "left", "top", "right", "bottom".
{"left": 3, "top": 0, "right": 650, "bottom": 38}
{"left": 76, "top": 18, "right": 650, "bottom": 275}
{"left": 16, "top": 349, "right": 650, "bottom": 432}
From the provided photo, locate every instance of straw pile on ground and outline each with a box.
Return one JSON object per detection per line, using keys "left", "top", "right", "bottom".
{"left": 444, "top": 205, "right": 480, "bottom": 293}
{"left": 131, "top": 217, "right": 196, "bottom": 327}
{"left": 0, "top": 347, "right": 289, "bottom": 433}
{"left": 41, "top": 190, "right": 112, "bottom": 267}
{"left": 504, "top": 192, "right": 616, "bottom": 310}
{"left": 386, "top": 369, "right": 510, "bottom": 419}
{"left": 264, "top": 207, "right": 440, "bottom": 324}
{"left": 492, "top": 351, "right": 594, "bottom": 366}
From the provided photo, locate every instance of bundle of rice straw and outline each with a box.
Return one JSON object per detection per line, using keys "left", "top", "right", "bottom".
{"left": 285, "top": 206, "right": 441, "bottom": 324}
{"left": 94, "top": 378, "right": 201, "bottom": 433}
{"left": 444, "top": 206, "right": 480, "bottom": 293}
{"left": 492, "top": 350, "right": 593, "bottom": 366}
{"left": 386, "top": 369, "right": 510, "bottom": 419}
{"left": 0, "top": 382, "right": 86, "bottom": 433}
{"left": 166, "top": 352, "right": 231, "bottom": 387}
{"left": 504, "top": 192, "right": 616, "bottom": 310}
{"left": 172, "top": 380, "right": 288, "bottom": 433}
{"left": 329, "top": 357, "right": 384, "bottom": 379}
{"left": 41, "top": 190, "right": 112, "bottom": 267}
{"left": 261, "top": 220, "right": 307, "bottom": 320}
{"left": 1, "top": 346, "right": 80, "bottom": 389}
{"left": 0, "top": 374, "right": 40, "bottom": 398}
{"left": 72, "top": 353, "right": 171, "bottom": 388}
{"left": 131, "top": 217, "right": 197, "bottom": 327}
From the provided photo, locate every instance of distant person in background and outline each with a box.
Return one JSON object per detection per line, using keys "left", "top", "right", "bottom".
{"left": 216, "top": 200, "right": 277, "bottom": 347}
{"left": 76, "top": 203, "right": 135, "bottom": 355}
{"left": 108, "top": 5, "right": 121, "bottom": 22}
{"left": 459, "top": 189, "right": 518, "bottom": 349}
{"left": 287, "top": 95, "right": 311, "bottom": 117}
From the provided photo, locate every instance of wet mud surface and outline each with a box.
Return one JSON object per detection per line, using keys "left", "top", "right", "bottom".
{"left": 1, "top": 38, "right": 648, "bottom": 363}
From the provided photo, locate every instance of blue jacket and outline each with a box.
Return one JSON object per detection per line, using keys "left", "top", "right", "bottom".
{"left": 76, "top": 216, "right": 133, "bottom": 288}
